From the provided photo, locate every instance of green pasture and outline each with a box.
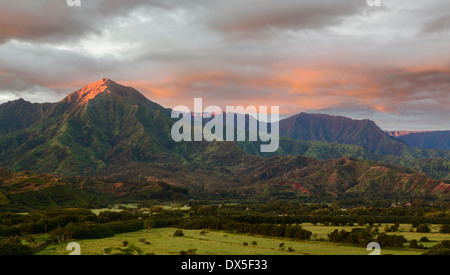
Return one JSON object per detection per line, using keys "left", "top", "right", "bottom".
{"left": 36, "top": 226, "right": 434, "bottom": 255}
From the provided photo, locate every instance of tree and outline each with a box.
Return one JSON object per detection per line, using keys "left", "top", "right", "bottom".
{"left": 49, "top": 226, "right": 69, "bottom": 243}
{"left": 25, "top": 235, "right": 35, "bottom": 245}
{"left": 143, "top": 219, "right": 155, "bottom": 230}
{"left": 310, "top": 216, "right": 319, "bottom": 226}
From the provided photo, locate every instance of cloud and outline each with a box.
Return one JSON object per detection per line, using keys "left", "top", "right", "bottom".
{"left": 205, "top": 0, "right": 369, "bottom": 36}
{"left": 421, "top": 15, "right": 450, "bottom": 34}
{"left": 0, "top": 0, "right": 179, "bottom": 44}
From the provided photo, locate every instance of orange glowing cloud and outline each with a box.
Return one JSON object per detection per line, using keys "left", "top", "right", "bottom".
{"left": 74, "top": 62, "right": 449, "bottom": 118}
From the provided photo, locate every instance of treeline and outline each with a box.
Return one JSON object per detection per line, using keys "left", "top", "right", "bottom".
{"left": 0, "top": 209, "right": 98, "bottom": 236}
{"left": 175, "top": 217, "right": 312, "bottom": 241}
{"left": 186, "top": 202, "right": 450, "bottom": 226}
{"left": 49, "top": 220, "right": 146, "bottom": 242}
{"left": 192, "top": 213, "right": 450, "bottom": 227}
{"left": 0, "top": 208, "right": 167, "bottom": 238}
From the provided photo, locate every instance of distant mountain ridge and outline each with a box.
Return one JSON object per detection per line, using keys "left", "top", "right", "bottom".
{"left": 0, "top": 98, "right": 52, "bottom": 135}
{"left": 279, "top": 112, "right": 404, "bottom": 155}
{"left": 386, "top": 130, "right": 450, "bottom": 151}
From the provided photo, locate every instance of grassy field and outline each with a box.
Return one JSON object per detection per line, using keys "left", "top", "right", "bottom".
{"left": 35, "top": 225, "right": 442, "bottom": 255}
{"left": 90, "top": 204, "right": 139, "bottom": 215}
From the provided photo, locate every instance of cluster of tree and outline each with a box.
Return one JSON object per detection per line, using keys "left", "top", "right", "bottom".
{"left": 416, "top": 224, "right": 431, "bottom": 233}
{"left": 328, "top": 226, "right": 407, "bottom": 248}
{"left": 0, "top": 208, "right": 170, "bottom": 240}
{"left": 409, "top": 240, "right": 426, "bottom": 250}
{"left": 440, "top": 224, "right": 450, "bottom": 233}
{"left": 97, "top": 210, "right": 141, "bottom": 222}
{"left": 49, "top": 219, "right": 145, "bottom": 242}
{"left": 376, "top": 233, "right": 407, "bottom": 248}
{"left": 177, "top": 217, "right": 312, "bottom": 241}
{"left": 422, "top": 240, "right": 450, "bottom": 255}
{"left": 185, "top": 202, "right": 450, "bottom": 226}
{"left": 328, "top": 228, "right": 374, "bottom": 246}
{"left": 384, "top": 223, "right": 400, "bottom": 232}
{"left": 0, "top": 209, "right": 98, "bottom": 236}
{"left": 0, "top": 236, "right": 33, "bottom": 255}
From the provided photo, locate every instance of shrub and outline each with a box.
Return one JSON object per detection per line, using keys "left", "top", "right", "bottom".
{"left": 104, "top": 245, "right": 144, "bottom": 255}
{"left": 174, "top": 229, "right": 184, "bottom": 237}
{"left": 420, "top": 236, "right": 430, "bottom": 242}
{"left": 139, "top": 238, "right": 151, "bottom": 245}
{"left": 409, "top": 240, "right": 425, "bottom": 249}
{"left": 180, "top": 249, "right": 197, "bottom": 255}
{"left": 416, "top": 224, "right": 431, "bottom": 233}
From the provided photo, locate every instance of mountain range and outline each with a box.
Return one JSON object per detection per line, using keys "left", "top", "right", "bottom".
{"left": 386, "top": 131, "right": 450, "bottom": 151}
{"left": 0, "top": 79, "right": 448, "bottom": 206}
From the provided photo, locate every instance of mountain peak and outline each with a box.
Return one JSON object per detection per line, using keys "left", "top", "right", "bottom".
{"left": 94, "top": 78, "right": 116, "bottom": 87}
{"left": 63, "top": 78, "right": 113, "bottom": 105}
{"left": 78, "top": 77, "right": 122, "bottom": 93}
{"left": 61, "top": 78, "right": 148, "bottom": 107}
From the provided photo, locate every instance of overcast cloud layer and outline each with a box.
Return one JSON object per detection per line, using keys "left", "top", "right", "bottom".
{"left": 0, "top": 0, "right": 449, "bottom": 130}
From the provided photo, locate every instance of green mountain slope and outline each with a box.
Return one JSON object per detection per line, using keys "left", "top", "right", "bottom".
{"left": 279, "top": 113, "right": 406, "bottom": 155}
{"left": 0, "top": 79, "right": 178, "bottom": 175}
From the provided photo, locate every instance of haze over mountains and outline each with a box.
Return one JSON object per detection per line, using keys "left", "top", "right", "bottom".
{"left": 0, "top": 79, "right": 448, "bottom": 206}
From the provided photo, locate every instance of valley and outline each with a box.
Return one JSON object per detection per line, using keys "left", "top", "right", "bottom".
{"left": 0, "top": 79, "right": 448, "bottom": 256}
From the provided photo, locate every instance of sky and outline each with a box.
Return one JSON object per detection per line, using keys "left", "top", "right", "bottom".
{"left": 0, "top": 0, "right": 449, "bottom": 130}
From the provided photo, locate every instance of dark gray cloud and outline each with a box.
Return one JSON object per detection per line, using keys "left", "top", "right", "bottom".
{"left": 206, "top": 0, "right": 369, "bottom": 35}
{"left": 0, "top": 0, "right": 183, "bottom": 43}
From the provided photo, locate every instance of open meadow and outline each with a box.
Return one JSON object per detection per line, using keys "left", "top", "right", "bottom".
{"left": 36, "top": 225, "right": 441, "bottom": 255}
